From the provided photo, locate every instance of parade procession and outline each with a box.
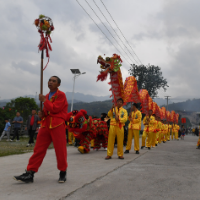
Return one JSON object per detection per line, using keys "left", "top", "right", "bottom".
{"left": 1, "top": 1, "right": 200, "bottom": 199}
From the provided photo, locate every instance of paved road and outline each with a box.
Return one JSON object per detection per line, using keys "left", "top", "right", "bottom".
{"left": 1, "top": 136, "right": 199, "bottom": 200}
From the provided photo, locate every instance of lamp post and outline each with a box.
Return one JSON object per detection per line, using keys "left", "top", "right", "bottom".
{"left": 70, "top": 69, "right": 86, "bottom": 111}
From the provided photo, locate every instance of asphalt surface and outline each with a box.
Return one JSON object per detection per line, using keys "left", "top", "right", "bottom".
{"left": 0, "top": 136, "right": 199, "bottom": 200}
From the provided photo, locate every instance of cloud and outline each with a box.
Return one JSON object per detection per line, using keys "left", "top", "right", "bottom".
{"left": 0, "top": 0, "right": 199, "bottom": 103}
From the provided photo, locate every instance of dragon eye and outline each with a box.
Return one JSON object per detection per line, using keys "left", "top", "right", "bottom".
{"left": 78, "top": 117, "right": 84, "bottom": 122}
{"left": 69, "top": 117, "right": 73, "bottom": 122}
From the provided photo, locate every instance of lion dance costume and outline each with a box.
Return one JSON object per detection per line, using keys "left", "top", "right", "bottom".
{"left": 66, "top": 110, "right": 96, "bottom": 154}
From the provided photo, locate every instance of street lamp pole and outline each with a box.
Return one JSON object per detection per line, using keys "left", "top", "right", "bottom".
{"left": 70, "top": 69, "right": 86, "bottom": 112}
{"left": 71, "top": 73, "right": 76, "bottom": 111}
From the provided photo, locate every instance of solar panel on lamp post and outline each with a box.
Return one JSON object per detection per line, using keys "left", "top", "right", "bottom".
{"left": 70, "top": 69, "right": 86, "bottom": 111}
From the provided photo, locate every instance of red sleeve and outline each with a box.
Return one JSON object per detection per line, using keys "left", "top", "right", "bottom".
{"left": 43, "top": 92, "right": 67, "bottom": 114}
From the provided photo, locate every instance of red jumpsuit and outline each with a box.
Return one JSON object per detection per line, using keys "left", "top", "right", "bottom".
{"left": 27, "top": 89, "right": 68, "bottom": 172}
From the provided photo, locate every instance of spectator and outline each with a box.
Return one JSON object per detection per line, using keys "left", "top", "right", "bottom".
{"left": 25, "top": 109, "right": 40, "bottom": 147}
{"left": 10, "top": 112, "right": 23, "bottom": 142}
{"left": 195, "top": 127, "right": 199, "bottom": 136}
{"left": 0, "top": 119, "right": 11, "bottom": 141}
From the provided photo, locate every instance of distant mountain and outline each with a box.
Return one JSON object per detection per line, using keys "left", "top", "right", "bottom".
{"left": 65, "top": 92, "right": 110, "bottom": 103}
{"left": 166, "top": 99, "right": 200, "bottom": 112}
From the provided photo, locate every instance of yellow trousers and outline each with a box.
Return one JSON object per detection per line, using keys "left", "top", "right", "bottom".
{"left": 167, "top": 132, "right": 170, "bottom": 141}
{"left": 175, "top": 131, "right": 178, "bottom": 139}
{"left": 147, "top": 132, "right": 153, "bottom": 147}
{"left": 155, "top": 132, "right": 159, "bottom": 144}
{"left": 164, "top": 132, "right": 168, "bottom": 142}
{"left": 91, "top": 139, "right": 94, "bottom": 147}
{"left": 142, "top": 131, "right": 148, "bottom": 147}
{"left": 68, "top": 131, "right": 75, "bottom": 145}
{"left": 152, "top": 132, "right": 156, "bottom": 147}
{"left": 107, "top": 125, "right": 124, "bottom": 157}
{"left": 126, "top": 129, "right": 140, "bottom": 151}
{"left": 158, "top": 132, "right": 161, "bottom": 143}
{"left": 171, "top": 132, "right": 175, "bottom": 140}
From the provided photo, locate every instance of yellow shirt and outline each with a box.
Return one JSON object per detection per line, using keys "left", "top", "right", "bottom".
{"left": 108, "top": 106, "right": 128, "bottom": 127}
{"left": 168, "top": 124, "right": 172, "bottom": 133}
{"left": 143, "top": 115, "right": 155, "bottom": 132}
{"left": 128, "top": 110, "right": 142, "bottom": 130}
{"left": 157, "top": 121, "right": 162, "bottom": 131}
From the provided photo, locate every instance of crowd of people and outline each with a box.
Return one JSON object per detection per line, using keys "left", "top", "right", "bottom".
{"left": 0, "top": 75, "right": 196, "bottom": 184}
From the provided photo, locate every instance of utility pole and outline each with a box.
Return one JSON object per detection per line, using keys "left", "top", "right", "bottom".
{"left": 165, "top": 96, "right": 171, "bottom": 111}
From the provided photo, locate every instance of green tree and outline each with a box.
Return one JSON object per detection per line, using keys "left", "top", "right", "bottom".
{"left": 129, "top": 64, "right": 168, "bottom": 98}
{"left": 4, "top": 97, "right": 39, "bottom": 123}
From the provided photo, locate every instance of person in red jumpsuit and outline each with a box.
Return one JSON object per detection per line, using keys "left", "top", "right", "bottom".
{"left": 13, "top": 76, "right": 68, "bottom": 183}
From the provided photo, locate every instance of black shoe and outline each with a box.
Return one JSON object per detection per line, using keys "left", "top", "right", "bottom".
{"left": 148, "top": 147, "right": 151, "bottom": 150}
{"left": 155, "top": 144, "right": 158, "bottom": 146}
{"left": 124, "top": 150, "right": 129, "bottom": 154}
{"left": 163, "top": 141, "right": 165, "bottom": 143}
{"left": 141, "top": 146, "right": 144, "bottom": 149}
{"left": 58, "top": 171, "right": 67, "bottom": 183}
{"left": 136, "top": 151, "right": 139, "bottom": 154}
{"left": 13, "top": 170, "right": 34, "bottom": 183}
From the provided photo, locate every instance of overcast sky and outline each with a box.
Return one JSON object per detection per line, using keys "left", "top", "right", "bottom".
{"left": 0, "top": 0, "right": 200, "bottom": 102}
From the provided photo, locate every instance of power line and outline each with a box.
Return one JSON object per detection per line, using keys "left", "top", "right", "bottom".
{"left": 100, "top": 0, "right": 143, "bottom": 65}
{"left": 85, "top": 0, "right": 134, "bottom": 64}
{"left": 76, "top": 0, "right": 131, "bottom": 67}
{"left": 93, "top": 0, "right": 140, "bottom": 65}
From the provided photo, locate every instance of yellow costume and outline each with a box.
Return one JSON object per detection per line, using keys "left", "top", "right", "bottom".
{"left": 152, "top": 120, "right": 158, "bottom": 147}
{"left": 174, "top": 124, "right": 180, "bottom": 140}
{"left": 160, "top": 123, "right": 164, "bottom": 142}
{"left": 163, "top": 124, "right": 168, "bottom": 142}
{"left": 90, "top": 139, "right": 94, "bottom": 148}
{"left": 168, "top": 124, "right": 172, "bottom": 141}
{"left": 68, "top": 131, "right": 75, "bottom": 145}
{"left": 126, "top": 110, "right": 142, "bottom": 152}
{"left": 142, "top": 115, "right": 155, "bottom": 148}
{"left": 157, "top": 121, "right": 162, "bottom": 144}
{"left": 107, "top": 107, "right": 128, "bottom": 157}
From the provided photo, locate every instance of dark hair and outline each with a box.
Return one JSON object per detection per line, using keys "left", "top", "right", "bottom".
{"left": 5, "top": 119, "right": 8, "bottom": 121}
{"left": 117, "top": 98, "right": 124, "bottom": 103}
{"left": 132, "top": 103, "right": 138, "bottom": 108}
{"left": 52, "top": 76, "right": 61, "bottom": 84}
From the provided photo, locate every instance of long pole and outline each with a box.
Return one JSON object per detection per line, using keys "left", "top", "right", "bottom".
{"left": 40, "top": 50, "right": 44, "bottom": 111}
{"left": 71, "top": 73, "right": 76, "bottom": 111}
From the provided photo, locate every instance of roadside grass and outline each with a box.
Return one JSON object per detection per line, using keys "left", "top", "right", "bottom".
{"left": 0, "top": 137, "right": 54, "bottom": 157}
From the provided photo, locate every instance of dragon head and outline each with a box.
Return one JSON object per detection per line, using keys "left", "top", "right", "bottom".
{"left": 97, "top": 54, "right": 123, "bottom": 81}
{"left": 66, "top": 109, "right": 88, "bottom": 135}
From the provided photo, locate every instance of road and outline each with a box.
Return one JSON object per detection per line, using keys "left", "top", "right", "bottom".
{"left": 0, "top": 136, "right": 199, "bottom": 200}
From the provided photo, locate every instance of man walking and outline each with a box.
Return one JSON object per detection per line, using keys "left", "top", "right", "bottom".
{"left": 25, "top": 109, "right": 40, "bottom": 147}
{"left": 13, "top": 76, "right": 68, "bottom": 183}
{"left": 124, "top": 103, "right": 142, "bottom": 154}
{"left": 10, "top": 112, "right": 23, "bottom": 141}
{"left": 105, "top": 98, "right": 128, "bottom": 160}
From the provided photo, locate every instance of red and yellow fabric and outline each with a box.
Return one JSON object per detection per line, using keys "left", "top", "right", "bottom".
{"left": 123, "top": 76, "right": 141, "bottom": 104}
{"left": 27, "top": 89, "right": 68, "bottom": 173}
{"left": 139, "top": 89, "right": 149, "bottom": 115}
{"left": 41, "top": 89, "right": 68, "bottom": 129}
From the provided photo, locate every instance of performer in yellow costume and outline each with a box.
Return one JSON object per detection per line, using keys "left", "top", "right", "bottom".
{"left": 105, "top": 98, "right": 128, "bottom": 160}
{"left": 168, "top": 123, "right": 172, "bottom": 141}
{"left": 174, "top": 123, "right": 180, "bottom": 140}
{"left": 160, "top": 120, "right": 165, "bottom": 143}
{"left": 152, "top": 114, "right": 157, "bottom": 147}
{"left": 157, "top": 117, "right": 162, "bottom": 144}
{"left": 163, "top": 121, "right": 168, "bottom": 142}
{"left": 68, "top": 131, "right": 75, "bottom": 145}
{"left": 141, "top": 110, "right": 155, "bottom": 150}
{"left": 141, "top": 117, "right": 149, "bottom": 149}
{"left": 124, "top": 103, "right": 142, "bottom": 154}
